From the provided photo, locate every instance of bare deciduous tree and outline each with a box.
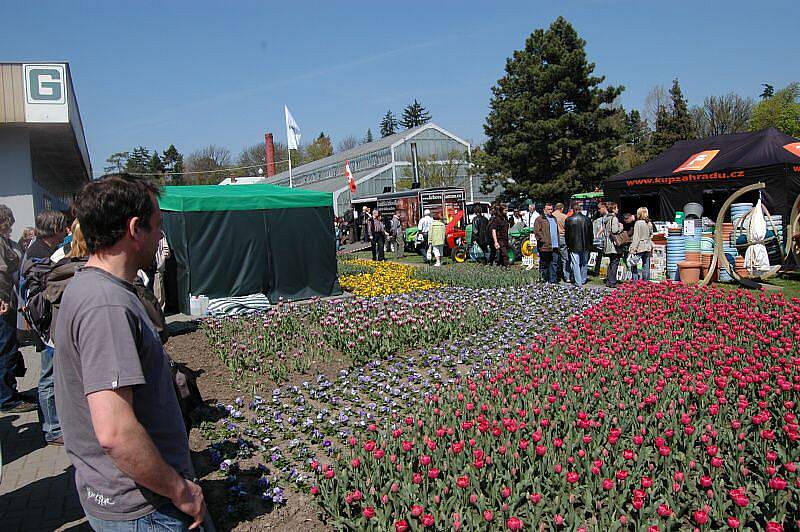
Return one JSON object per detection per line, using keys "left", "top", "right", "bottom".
{"left": 336, "top": 135, "right": 359, "bottom": 153}
{"left": 644, "top": 85, "right": 669, "bottom": 126}
{"left": 185, "top": 145, "right": 232, "bottom": 183}
{"left": 691, "top": 93, "right": 754, "bottom": 137}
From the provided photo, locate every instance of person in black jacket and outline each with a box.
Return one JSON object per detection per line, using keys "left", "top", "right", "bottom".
{"left": 471, "top": 205, "right": 490, "bottom": 263}
{"left": 20, "top": 210, "right": 68, "bottom": 444}
{"left": 564, "top": 201, "right": 594, "bottom": 287}
{"left": 0, "top": 205, "right": 34, "bottom": 414}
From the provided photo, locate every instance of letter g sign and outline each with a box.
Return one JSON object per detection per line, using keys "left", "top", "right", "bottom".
{"left": 25, "top": 65, "right": 65, "bottom": 103}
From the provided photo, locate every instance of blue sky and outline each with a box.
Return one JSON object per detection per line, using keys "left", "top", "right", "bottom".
{"left": 2, "top": 0, "right": 796, "bottom": 174}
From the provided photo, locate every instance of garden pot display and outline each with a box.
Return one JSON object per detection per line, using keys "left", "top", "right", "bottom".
{"left": 734, "top": 255, "right": 749, "bottom": 278}
{"left": 666, "top": 228, "right": 685, "bottom": 281}
{"left": 677, "top": 260, "right": 701, "bottom": 285}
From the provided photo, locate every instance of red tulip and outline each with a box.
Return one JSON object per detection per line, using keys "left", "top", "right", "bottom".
{"left": 506, "top": 516, "right": 523, "bottom": 530}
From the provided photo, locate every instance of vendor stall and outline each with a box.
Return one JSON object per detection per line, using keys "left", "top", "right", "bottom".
{"left": 604, "top": 128, "right": 800, "bottom": 227}
{"left": 159, "top": 184, "right": 341, "bottom": 313}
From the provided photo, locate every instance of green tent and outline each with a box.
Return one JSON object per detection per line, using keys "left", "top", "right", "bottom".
{"left": 159, "top": 184, "right": 341, "bottom": 313}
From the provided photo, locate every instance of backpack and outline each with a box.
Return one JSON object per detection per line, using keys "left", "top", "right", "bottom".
{"left": 18, "top": 256, "right": 55, "bottom": 344}
{"left": 170, "top": 359, "right": 204, "bottom": 434}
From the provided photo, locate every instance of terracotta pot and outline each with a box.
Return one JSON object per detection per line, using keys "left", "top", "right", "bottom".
{"left": 685, "top": 252, "right": 701, "bottom": 262}
{"left": 678, "top": 261, "right": 701, "bottom": 285}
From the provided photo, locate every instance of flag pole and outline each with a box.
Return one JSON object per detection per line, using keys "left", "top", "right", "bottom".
{"left": 288, "top": 148, "right": 293, "bottom": 188}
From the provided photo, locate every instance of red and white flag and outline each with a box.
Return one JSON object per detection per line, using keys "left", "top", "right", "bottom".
{"left": 345, "top": 160, "right": 356, "bottom": 193}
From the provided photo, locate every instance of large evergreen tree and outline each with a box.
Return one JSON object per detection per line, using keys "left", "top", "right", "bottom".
{"left": 649, "top": 79, "right": 695, "bottom": 157}
{"left": 147, "top": 151, "right": 164, "bottom": 175}
{"left": 625, "top": 109, "right": 649, "bottom": 147}
{"left": 400, "top": 100, "right": 432, "bottom": 129}
{"left": 162, "top": 144, "right": 184, "bottom": 184}
{"left": 363, "top": 128, "right": 374, "bottom": 144}
{"left": 104, "top": 151, "right": 129, "bottom": 174}
{"left": 124, "top": 146, "right": 151, "bottom": 175}
{"left": 614, "top": 108, "right": 650, "bottom": 172}
{"left": 380, "top": 110, "right": 398, "bottom": 137}
{"left": 482, "top": 17, "right": 624, "bottom": 198}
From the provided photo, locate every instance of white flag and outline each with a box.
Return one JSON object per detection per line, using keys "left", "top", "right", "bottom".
{"left": 284, "top": 105, "right": 301, "bottom": 150}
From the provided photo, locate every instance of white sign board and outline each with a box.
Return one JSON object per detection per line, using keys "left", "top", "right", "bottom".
{"left": 682, "top": 219, "right": 695, "bottom": 237}
{"left": 23, "top": 64, "right": 69, "bottom": 123}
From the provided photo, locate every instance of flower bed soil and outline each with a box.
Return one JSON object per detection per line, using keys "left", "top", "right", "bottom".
{"left": 166, "top": 326, "right": 341, "bottom": 531}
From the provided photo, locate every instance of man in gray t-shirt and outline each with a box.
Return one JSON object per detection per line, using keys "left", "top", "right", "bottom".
{"left": 54, "top": 176, "right": 205, "bottom": 530}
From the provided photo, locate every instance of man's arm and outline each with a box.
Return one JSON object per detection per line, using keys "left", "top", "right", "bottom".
{"left": 88, "top": 388, "right": 205, "bottom": 528}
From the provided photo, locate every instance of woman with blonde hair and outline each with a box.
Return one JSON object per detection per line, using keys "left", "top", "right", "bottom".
{"left": 66, "top": 219, "right": 88, "bottom": 259}
{"left": 628, "top": 206, "right": 654, "bottom": 281}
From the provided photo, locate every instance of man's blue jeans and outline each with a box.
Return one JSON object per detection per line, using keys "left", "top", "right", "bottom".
{"left": 85, "top": 503, "right": 194, "bottom": 531}
{"left": 570, "top": 251, "right": 589, "bottom": 286}
{"left": 38, "top": 345, "right": 62, "bottom": 442}
{"left": 0, "top": 313, "right": 20, "bottom": 410}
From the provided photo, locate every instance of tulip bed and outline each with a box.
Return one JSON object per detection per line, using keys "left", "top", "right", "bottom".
{"left": 203, "top": 290, "right": 498, "bottom": 382}
{"left": 413, "top": 263, "right": 540, "bottom": 289}
{"left": 338, "top": 260, "right": 443, "bottom": 296}
{"left": 311, "top": 283, "right": 800, "bottom": 530}
{"left": 338, "top": 258, "right": 541, "bottom": 296}
{"left": 198, "top": 284, "right": 599, "bottom": 524}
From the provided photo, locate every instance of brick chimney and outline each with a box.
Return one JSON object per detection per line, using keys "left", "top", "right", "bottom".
{"left": 265, "top": 133, "right": 275, "bottom": 177}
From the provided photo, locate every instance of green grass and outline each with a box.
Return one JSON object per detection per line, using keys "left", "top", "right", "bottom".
{"left": 765, "top": 272, "right": 800, "bottom": 300}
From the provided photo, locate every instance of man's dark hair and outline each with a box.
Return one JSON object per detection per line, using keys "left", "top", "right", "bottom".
{"left": 74, "top": 175, "right": 161, "bottom": 253}
{"left": 545, "top": 202, "right": 554, "bottom": 209}
{"left": 35, "top": 211, "right": 67, "bottom": 238}
{"left": 473, "top": 204, "right": 483, "bottom": 215}
{"left": 571, "top": 201, "right": 582, "bottom": 212}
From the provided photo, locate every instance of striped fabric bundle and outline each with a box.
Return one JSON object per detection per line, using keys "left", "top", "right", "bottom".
{"left": 207, "top": 294, "right": 271, "bottom": 316}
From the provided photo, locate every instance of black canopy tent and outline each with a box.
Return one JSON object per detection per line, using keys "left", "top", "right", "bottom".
{"left": 604, "top": 128, "right": 800, "bottom": 222}
{"left": 159, "top": 184, "right": 341, "bottom": 314}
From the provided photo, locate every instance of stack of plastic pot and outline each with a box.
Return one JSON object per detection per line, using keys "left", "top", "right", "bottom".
{"left": 666, "top": 225, "right": 685, "bottom": 281}
{"left": 731, "top": 202, "right": 753, "bottom": 237}
{"left": 765, "top": 214, "right": 784, "bottom": 262}
{"left": 700, "top": 232, "right": 716, "bottom": 281}
{"left": 720, "top": 244, "right": 737, "bottom": 281}
{"left": 721, "top": 222, "right": 733, "bottom": 246}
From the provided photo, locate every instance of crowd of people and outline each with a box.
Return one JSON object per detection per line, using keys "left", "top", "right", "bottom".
{"left": 333, "top": 197, "right": 656, "bottom": 288}
{"left": 0, "top": 175, "right": 203, "bottom": 530}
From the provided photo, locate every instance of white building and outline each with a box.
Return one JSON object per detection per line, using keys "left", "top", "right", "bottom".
{"left": 222, "top": 123, "right": 499, "bottom": 215}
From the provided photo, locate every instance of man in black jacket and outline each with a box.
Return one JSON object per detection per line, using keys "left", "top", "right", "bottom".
{"left": 564, "top": 201, "right": 594, "bottom": 287}
{"left": 0, "top": 205, "right": 35, "bottom": 414}
{"left": 20, "top": 210, "right": 68, "bottom": 444}
{"left": 471, "top": 205, "right": 490, "bottom": 263}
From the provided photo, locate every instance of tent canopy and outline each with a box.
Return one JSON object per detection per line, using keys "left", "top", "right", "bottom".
{"left": 159, "top": 184, "right": 340, "bottom": 313}
{"left": 603, "top": 128, "right": 800, "bottom": 223}
{"left": 606, "top": 128, "right": 799, "bottom": 188}
{"left": 159, "top": 183, "right": 333, "bottom": 212}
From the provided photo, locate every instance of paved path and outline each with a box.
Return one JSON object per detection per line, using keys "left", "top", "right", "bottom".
{"left": 0, "top": 344, "right": 89, "bottom": 531}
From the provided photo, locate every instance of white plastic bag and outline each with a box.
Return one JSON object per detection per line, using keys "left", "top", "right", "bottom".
{"left": 744, "top": 200, "right": 770, "bottom": 274}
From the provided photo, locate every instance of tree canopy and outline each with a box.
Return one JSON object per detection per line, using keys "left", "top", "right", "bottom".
{"left": 749, "top": 82, "right": 800, "bottom": 137}
{"left": 482, "top": 16, "right": 624, "bottom": 199}
{"left": 380, "top": 110, "right": 398, "bottom": 137}
{"left": 649, "top": 79, "right": 695, "bottom": 157}
{"left": 400, "top": 100, "right": 431, "bottom": 129}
